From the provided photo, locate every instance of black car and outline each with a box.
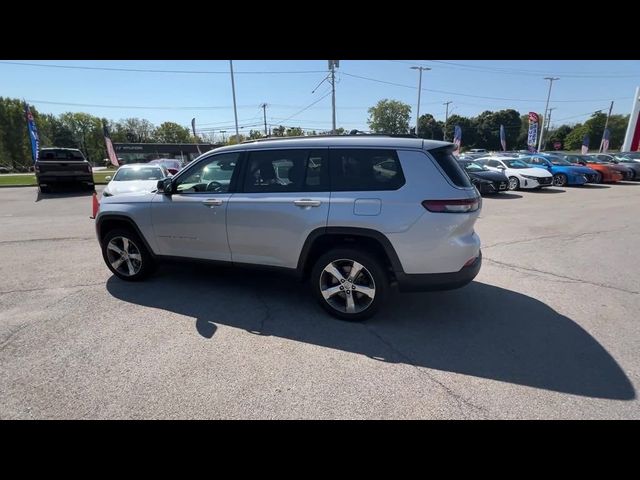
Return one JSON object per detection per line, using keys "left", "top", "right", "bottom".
{"left": 457, "top": 160, "right": 509, "bottom": 194}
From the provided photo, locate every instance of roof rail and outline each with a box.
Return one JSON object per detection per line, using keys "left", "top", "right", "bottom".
{"left": 240, "top": 132, "right": 419, "bottom": 144}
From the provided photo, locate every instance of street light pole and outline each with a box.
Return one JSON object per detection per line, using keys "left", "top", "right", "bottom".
{"left": 538, "top": 77, "right": 559, "bottom": 152}
{"left": 411, "top": 66, "right": 431, "bottom": 136}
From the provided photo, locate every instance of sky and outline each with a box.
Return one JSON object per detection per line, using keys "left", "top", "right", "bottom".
{"left": 1, "top": 60, "right": 639, "bottom": 141}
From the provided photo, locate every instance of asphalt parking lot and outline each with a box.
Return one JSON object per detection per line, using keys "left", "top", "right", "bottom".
{"left": 1, "top": 183, "right": 639, "bottom": 419}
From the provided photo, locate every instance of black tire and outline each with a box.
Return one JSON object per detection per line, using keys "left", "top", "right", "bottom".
{"left": 310, "top": 248, "right": 388, "bottom": 321}
{"left": 507, "top": 176, "right": 520, "bottom": 191}
{"left": 101, "top": 228, "right": 155, "bottom": 281}
{"left": 553, "top": 173, "right": 567, "bottom": 187}
{"left": 595, "top": 171, "right": 603, "bottom": 184}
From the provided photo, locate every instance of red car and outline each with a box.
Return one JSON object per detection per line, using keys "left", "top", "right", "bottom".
{"left": 563, "top": 154, "right": 623, "bottom": 183}
{"left": 148, "top": 159, "right": 184, "bottom": 175}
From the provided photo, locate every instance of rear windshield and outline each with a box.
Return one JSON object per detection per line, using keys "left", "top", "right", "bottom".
{"left": 431, "top": 149, "right": 472, "bottom": 187}
{"left": 114, "top": 167, "right": 164, "bottom": 181}
{"left": 39, "top": 149, "right": 85, "bottom": 161}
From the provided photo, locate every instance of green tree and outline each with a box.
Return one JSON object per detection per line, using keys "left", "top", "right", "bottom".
{"left": 0, "top": 97, "right": 32, "bottom": 170}
{"left": 562, "top": 112, "right": 629, "bottom": 151}
{"left": 272, "top": 125, "right": 286, "bottom": 137}
{"left": 154, "top": 122, "right": 191, "bottom": 143}
{"left": 443, "top": 114, "right": 477, "bottom": 149}
{"left": 546, "top": 124, "right": 573, "bottom": 150}
{"left": 59, "top": 112, "right": 104, "bottom": 163}
{"left": 248, "top": 129, "right": 264, "bottom": 140}
{"left": 417, "top": 113, "right": 443, "bottom": 140}
{"left": 116, "top": 118, "right": 156, "bottom": 143}
{"left": 286, "top": 126, "right": 304, "bottom": 137}
{"left": 564, "top": 124, "right": 589, "bottom": 151}
{"left": 227, "top": 134, "right": 246, "bottom": 145}
{"left": 474, "top": 109, "right": 521, "bottom": 151}
{"left": 367, "top": 99, "right": 411, "bottom": 134}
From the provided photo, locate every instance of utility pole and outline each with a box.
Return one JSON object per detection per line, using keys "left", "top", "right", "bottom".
{"left": 329, "top": 60, "right": 339, "bottom": 134}
{"left": 443, "top": 101, "right": 452, "bottom": 141}
{"left": 543, "top": 107, "right": 556, "bottom": 150}
{"left": 229, "top": 60, "right": 240, "bottom": 143}
{"left": 599, "top": 100, "right": 615, "bottom": 152}
{"left": 410, "top": 66, "right": 431, "bottom": 136}
{"left": 538, "top": 77, "right": 560, "bottom": 152}
{"left": 260, "top": 103, "right": 268, "bottom": 136}
{"left": 220, "top": 130, "right": 227, "bottom": 144}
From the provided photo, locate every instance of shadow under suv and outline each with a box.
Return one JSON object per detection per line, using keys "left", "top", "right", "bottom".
{"left": 95, "top": 136, "right": 482, "bottom": 321}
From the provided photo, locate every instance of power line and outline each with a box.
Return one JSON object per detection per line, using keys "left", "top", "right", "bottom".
{"left": 26, "top": 99, "right": 272, "bottom": 110}
{"left": 0, "top": 61, "right": 326, "bottom": 75}
{"left": 341, "top": 71, "right": 632, "bottom": 103}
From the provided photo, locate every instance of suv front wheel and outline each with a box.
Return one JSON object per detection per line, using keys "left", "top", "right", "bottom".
{"left": 311, "top": 248, "right": 388, "bottom": 321}
{"left": 101, "top": 228, "right": 155, "bottom": 281}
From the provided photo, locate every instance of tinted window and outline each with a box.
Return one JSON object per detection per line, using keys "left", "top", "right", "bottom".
{"left": 243, "top": 149, "right": 328, "bottom": 193}
{"left": 430, "top": 149, "right": 471, "bottom": 187}
{"left": 176, "top": 152, "right": 240, "bottom": 193}
{"left": 330, "top": 149, "right": 405, "bottom": 191}
{"left": 39, "top": 149, "right": 85, "bottom": 161}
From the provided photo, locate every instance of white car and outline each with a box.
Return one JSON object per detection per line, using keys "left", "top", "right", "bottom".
{"left": 476, "top": 156, "right": 553, "bottom": 190}
{"left": 102, "top": 164, "right": 170, "bottom": 198}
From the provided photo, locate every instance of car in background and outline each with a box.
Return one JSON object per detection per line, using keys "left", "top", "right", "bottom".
{"left": 35, "top": 148, "right": 94, "bottom": 193}
{"left": 469, "top": 149, "right": 487, "bottom": 154}
{"left": 148, "top": 158, "right": 184, "bottom": 175}
{"left": 0, "top": 166, "right": 13, "bottom": 174}
{"left": 102, "top": 164, "right": 170, "bottom": 198}
{"left": 592, "top": 154, "right": 640, "bottom": 180}
{"left": 457, "top": 159, "right": 509, "bottom": 194}
{"left": 617, "top": 151, "right": 640, "bottom": 161}
{"left": 561, "top": 154, "right": 623, "bottom": 183}
{"left": 519, "top": 153, "right": 598, "bottom": 186}
{"left": 586, "top": 154, "right": 634, "bottom": 180}
{"left": 476, "top": 156, "right": 553, "bottom": 190}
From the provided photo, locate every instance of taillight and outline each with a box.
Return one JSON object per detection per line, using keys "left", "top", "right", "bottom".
{"left": 422, "top": 197, "right": 480, "bottom": 213}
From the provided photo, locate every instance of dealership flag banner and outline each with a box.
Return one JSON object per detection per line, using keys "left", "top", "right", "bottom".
{"left": 581, "top": 135, "right": 590, "bottom": 154}
{"left": 500, "top": 124, "right": 506, "bottom": 151}
{"left": 601, "top": 128, "right": 611, "bottom": 153}
{"left": 453, "top": 125, "right": 462, "bottom": 156}
{"left": 527, "top": 112, "right": 539, "bottom": 152}
{"left": 103, "top": 122, "right": 120, "bottom": 167}
{"left": 24, "top": 103, "right": 39, "bottom": 163}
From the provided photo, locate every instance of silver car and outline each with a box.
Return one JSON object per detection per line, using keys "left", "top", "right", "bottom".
{"left": 95, "top": 136, "right": 482, "bottom": 321}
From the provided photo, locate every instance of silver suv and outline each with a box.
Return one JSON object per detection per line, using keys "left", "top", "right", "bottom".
{"left": 95, "top": 136, "right": 482, "bottom": 321}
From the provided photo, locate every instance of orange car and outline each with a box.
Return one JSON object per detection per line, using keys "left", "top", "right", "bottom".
{"left": 562, "top": 154, "right": 623, "bottom": 183}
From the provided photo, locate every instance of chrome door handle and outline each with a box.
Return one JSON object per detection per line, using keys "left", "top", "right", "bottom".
{"left": 202, "top": 198, "right": 223, "bottom": 207}
{"left": 294, "top": 199, "right": 322, "bottom": 207}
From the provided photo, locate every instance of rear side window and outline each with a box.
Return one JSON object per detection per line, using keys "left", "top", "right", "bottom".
{"left": 330, "top": 149, "right": 405, "bottom": 191}
{"left": 243, "top": 149, "right": 329, "bottom": 193}
{"left": 430, "top": 149, "right": 472, "bottom": 188}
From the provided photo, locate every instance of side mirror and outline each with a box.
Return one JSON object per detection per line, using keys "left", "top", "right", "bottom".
{"left": 157, "top": 177, "right": 174, "bottom": 194}
{"left": 105, "top": 176, "right": 112, "bottom": 181}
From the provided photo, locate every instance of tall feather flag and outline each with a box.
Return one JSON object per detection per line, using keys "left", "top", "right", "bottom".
{"left": 453, "top": 125, "right": 462, "bottom": 156}
{"left": 103, "top": 122, "right": 120, "bottom": 167}
{"left": 581, "top": 135, "right": 590, "bottom": 155}
{"left": 527, "top": 112, "right": 539, "bottom": 152}
{"left": 500, "top": 124, "right": 506, "bottom": 151}
{"left": 24, "top": 103, "right": 39, "bottom": 163}
{"left": 601, "top": 128, "right": 611, "bottom": 153}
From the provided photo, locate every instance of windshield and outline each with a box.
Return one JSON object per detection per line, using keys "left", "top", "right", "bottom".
{"left": 114, "top": 167, "right": 164, "bottom": 181}
{"left": 503, "top": 159, "right": 529, "bottom": 169}
{"left": 150, "top": 160, "right": 181, "bottom": 169}
{"left": 461, "top": 162, "right": 488, "bottom": 172}
{"left": 548, "top": 157, "right": 572, "bottom": 166}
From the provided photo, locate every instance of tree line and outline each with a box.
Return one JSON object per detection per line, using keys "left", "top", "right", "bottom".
{"left": 0, "top": 95, "right": 631, "bottom": 170}
{"left": 367, "top": 99, "right": 630, "bottom": 152}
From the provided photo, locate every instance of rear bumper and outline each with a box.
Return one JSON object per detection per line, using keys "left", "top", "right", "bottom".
{"left": 395, "top": 251, "right": 482, "bottom": 292}
{"left": 37, "top": 175, "right": 94, "bottom": 185}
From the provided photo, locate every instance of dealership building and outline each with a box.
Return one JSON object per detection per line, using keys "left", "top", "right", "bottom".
{"left": 112, "top": 143, "right": 221, "bottom": 165}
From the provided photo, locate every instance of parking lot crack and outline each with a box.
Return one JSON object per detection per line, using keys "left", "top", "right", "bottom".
{"left": 484, "top": 257, "right": 640, "bottom": 295}
{"left": 0, "top": 281, "right": 105, "bottom": 296}
{"left": 0, "top": 236, "right": 95, "bottom": 245}
{"left": 482, "top": 229, "right": 624, "bottom": 250}
{"left": 364, "top": 325, "right": 492, "bottom": 419}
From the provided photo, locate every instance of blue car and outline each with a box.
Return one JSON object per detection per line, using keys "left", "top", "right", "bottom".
{"left": 519, "top": 154, "right": 599, "bottom": 186}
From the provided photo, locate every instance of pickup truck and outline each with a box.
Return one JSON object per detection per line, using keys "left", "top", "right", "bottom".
{"left": 35, "top": 148, "right": 95, "bottom": 192}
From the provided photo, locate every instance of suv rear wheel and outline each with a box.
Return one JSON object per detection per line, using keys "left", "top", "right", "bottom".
{"left": 310, "top": 248, "right": 388, "bottom": 321}
{"left": 102, "top": 228, "right": 155, "bottom": 281}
